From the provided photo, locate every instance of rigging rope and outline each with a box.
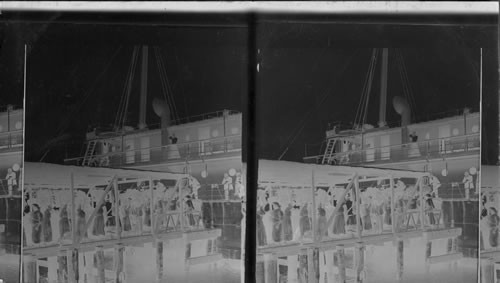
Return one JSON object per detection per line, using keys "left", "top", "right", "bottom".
{"left": 277, "top": 49, "right": 360, "bottom": 160}
{"left": 354, "top": 48, "right": 379, "bottom": 130}
{"left": 120, "top": 46, "right": 140, "bottom": 130}
{"left": 55, "top": 46, "right": 123, "bottom": 138}
{"left": 395, "top": 49, "right": 417, "bottom": 122}
{"left": 114, "top": 46, "right": 139, "bottom": 130}
{"left": 154, "top": 47, "right": 181, "bottom": 123}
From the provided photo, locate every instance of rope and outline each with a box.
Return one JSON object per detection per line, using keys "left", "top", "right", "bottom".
{"left": 114, "top": 46, "right": 139, "bottom": 130}
{"left": 354, "top": 48, "right": 379, "bottom": 130}
{"left": 277, "top": 49, "right": 360, "bottom": 160}
{"left": 54, "top": 46, "right": 122, "bottom": 138}
{"left": 361, "top": 49, "right": 379, "bottom": 128}
{"left": 120, "top": 47, "right": 140, "bottom": 130}
{"left": 154, "top": 47, "right": 181, "bottom": 122}
{"left": 395, "top": 49, "right": 417, "bottom": 122}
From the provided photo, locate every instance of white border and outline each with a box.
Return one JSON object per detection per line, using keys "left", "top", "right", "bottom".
{"left": 0, "top": 1, "right": 497, "bottom": 14}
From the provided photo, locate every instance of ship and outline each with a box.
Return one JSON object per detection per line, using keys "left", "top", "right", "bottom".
{"left": 0, "top": 104, "right": 23, "bottom": 283}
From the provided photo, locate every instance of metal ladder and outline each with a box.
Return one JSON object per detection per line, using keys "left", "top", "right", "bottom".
{"left": 321, "top": 139, "right": 337, "bottom": 164}
{"left": 82, "top": 140, "right": 97, "bottom": 166}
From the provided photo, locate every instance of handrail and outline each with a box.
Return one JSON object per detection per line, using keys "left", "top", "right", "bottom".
{"left": 0, "top": 131, "right": 23, "bottom": 151}
{"left": 304, "top": 133, "right": 480, "bottom": 165}
{"left": 65, "top": 134, "right": 242, "bottom": 166}
{"left": 86, "top": 109, "right": 241, "bottom": 135}
{"left": 325, "top": 108, "right": 479, "bottom": 132}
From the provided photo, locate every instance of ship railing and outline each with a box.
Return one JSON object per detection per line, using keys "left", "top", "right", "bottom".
{"left": 303, "top": 133, "right": 480, "bottom": 165}
{"left": 0, "top": 130, "right": 23, "bottom": 152}
{"left": 23, "top": 185, "right": 207, "bottom": 250}
{"left": 86, "top": 109, "right": 241, "bottom": 136}
{"left": 0, "top": 179, "right": 22, "bottom": 197}
{"left": 64, "top": 134, "right": 242, "bottom": 167}
{"left": 256, "top": 184, "right": 445, "bottom": 250}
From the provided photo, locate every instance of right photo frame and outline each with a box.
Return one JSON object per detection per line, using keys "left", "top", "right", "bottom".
{"left": 253, "top": 9, "right": 497, "bottom": 283}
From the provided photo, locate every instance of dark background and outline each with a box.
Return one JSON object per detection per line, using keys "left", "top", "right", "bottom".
{"left": 0, "top": 12, "right": 249, "bottom": 163}
{"left": 0, "top": 12, "right": 497, "bottom": 165}
{"left": 255, "top": 14, "right": 498, "bottom": 163}
{"left": 0, "top": 11, "right": 497, "bottom": 283}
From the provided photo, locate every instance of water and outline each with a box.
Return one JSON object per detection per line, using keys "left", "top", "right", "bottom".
{"left": 363, "top": 238, "right": 476, "bottom": 283}
{"left": 123, "top": 239, "right": 241, "bottom": 283}
{"left": 0, "top": 253, "right": 20, "bottom": 283}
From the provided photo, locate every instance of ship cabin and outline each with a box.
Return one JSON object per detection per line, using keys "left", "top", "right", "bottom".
{"left": 0, "top": 105, "right": 23, "bottom": 153}
{"left": 64, "top": 110, "right": 242, "bottom": 184}
{"left": 304, "top": 109, "right": 479, "bottom": 167}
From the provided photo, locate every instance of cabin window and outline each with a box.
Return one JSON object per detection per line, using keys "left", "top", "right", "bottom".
{"left": 452, "top": 128, "right": 459, "bottom": 136}
{"left": 140, "top": 136, "right": 150, "bottom": 162}
{"left": 380, "top": 135, "right": 390, "bottom": 160}
{"left": 124, "top": 138, "right": 135, "bottom": 164}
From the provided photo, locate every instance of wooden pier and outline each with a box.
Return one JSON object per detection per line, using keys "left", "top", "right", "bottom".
{"left": 256, "top": 227, "right": 462, "bottom": 283}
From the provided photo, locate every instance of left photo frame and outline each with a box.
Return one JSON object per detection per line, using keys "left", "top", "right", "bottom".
{"left": 0, "top": 27, "right": 26, "bottom": 283}
{"left": 11, "top": 11, "right": 248, "bottom": 283}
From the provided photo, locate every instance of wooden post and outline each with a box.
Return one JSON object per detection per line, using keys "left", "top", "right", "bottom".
{"left": 355, "top": 177, "right": 362, "bottom": 238}
{"left": 96, "top": 246, "right": 106, "bottom": 283}
{"left": 113, "top": 178, "right": 121, "bottom": 239}
{"left": 149, "top": 176, "right": 155, "bottom": 235}
{"left": 256, "top": 259, "right": 265, "bottom": 283}
{"left": 155, "top": 240, "right": 164, "bottom": 283}
{"left": 324, "top": 250, "right": 335, "bottom": 283}
{"left": 71, "top": 172, "right": 77, "bottom": 245}
{"left": 58, "top": 250, "right": 69, "bottom": 283}
{"left": 337, "top": 245, "right": 346, "bottom": 283}
{"left": 307, "top": 248, "right": 319, "bottom": 283}
{"left": 311, "top": 169, "right": 317, "bottom": 242}
{"left": 48, "top": 256, "right": 58, "bottom": 282}
{"left": 114, "top": 244, "right": 125, "bottom": 283}
{"left": 481, "top": 258, "right": 494, "bottom": 283}
{"left": 180, "top": 178, "right": 185, "bottom": 231}
{"left": 390, "top": 175, "right": 396, "bottom": 234}
{"left": 23, "top": 254, "right": 37, "bottom": 283}
{"left": 298, "top": 249, "right": 308, "bottom": 283}
{"left": 264, "top": 253, "right": 278, "bottom": 283}
{"left": 425, "top": 239, "right": 432, "bottom": 276}
{"left": 354, "top": 243, "right": 365, "bottom": 283}
{"left": 287, "top": 255, "right": 299, "bottom": 283}
{"left": 396, "top": 239, "right": 404, "bottom": 282}
{"left": 67, "top": 249, "right": 79, "bottom": 283}
{"left": 418, "top": 177, "right": 425, "bottom": 230}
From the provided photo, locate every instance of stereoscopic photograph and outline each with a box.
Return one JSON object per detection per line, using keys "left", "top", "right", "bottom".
{"left": 19, "top": 12, "right": 247, "bottom": 283}
{"left": 0, "top": 2, "right": 498, "bottom": 283}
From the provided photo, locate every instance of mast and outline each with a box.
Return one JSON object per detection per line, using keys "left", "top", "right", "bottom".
{"left": 138, "top": 45, "right": 149, "bottom": 130}
{"left": 378, "top": 48, "right": 389, "bottom": 127}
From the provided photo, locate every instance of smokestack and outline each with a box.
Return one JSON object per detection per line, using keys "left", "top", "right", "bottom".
{"left": 152, "top": 98, "right": 171, "bottom": 146}
{"left": 393, "top": 96, "right": 411, "bottom": 143}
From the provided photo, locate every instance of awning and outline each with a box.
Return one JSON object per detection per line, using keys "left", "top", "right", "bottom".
{"left": 258, "top": 159, "right": 429, "bottom": 187}
{"left": 23, "top": 162, "right": 189, "bottom": 188}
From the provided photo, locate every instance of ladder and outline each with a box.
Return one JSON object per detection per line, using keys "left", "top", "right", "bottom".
{"left": 82, "top": 140, "right": 98, "bottom": 166}
{"left": 321, "top": 139, "right": 337, "bottom": 164}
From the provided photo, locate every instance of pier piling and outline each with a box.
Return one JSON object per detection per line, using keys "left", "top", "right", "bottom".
{"left": 264, "top": 253, "right": 278, "bottom": 283}
{"left": 23, "top": 254, "right": 36, "bottom": 283}
{"left": 96, "top": 246, "right": 106, "bottom": 283}
{"left": 336, "top": 245, "right": 346, "bottom": 283}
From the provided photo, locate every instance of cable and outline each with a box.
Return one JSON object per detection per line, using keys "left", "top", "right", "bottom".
{"left": 277, "top": 48, "right": 359, "bottom": 160}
